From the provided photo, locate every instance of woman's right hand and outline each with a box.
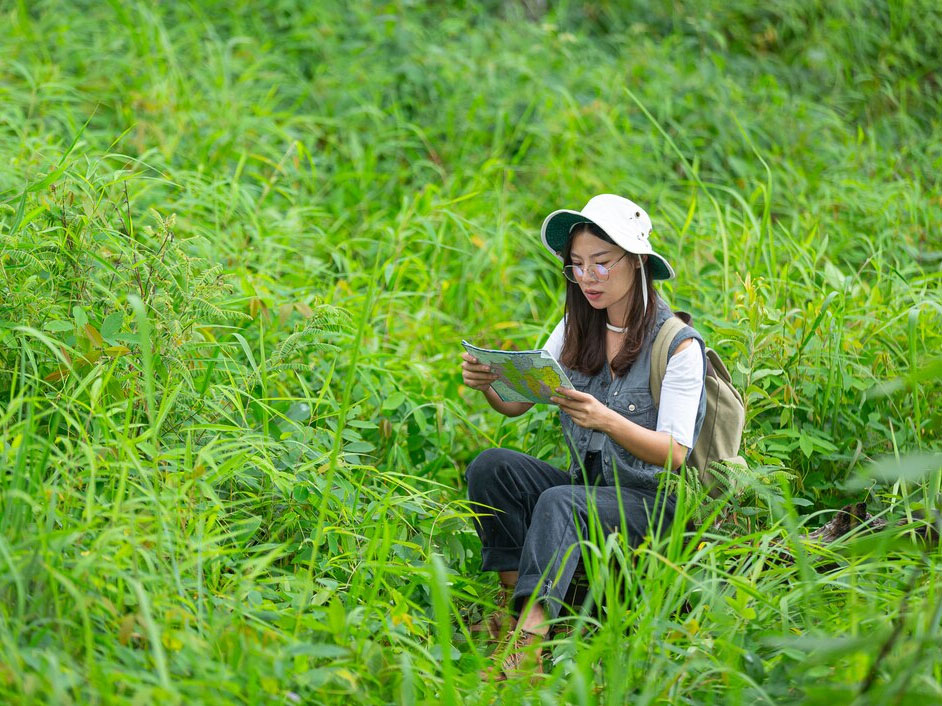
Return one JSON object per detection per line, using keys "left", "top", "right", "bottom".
{"left": 461, "top": 352, "right": 499, "bottom": 392}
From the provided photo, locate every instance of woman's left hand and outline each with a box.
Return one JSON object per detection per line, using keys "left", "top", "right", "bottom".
{"left": 550, "top": 387, "right": 615, "bottom": 431}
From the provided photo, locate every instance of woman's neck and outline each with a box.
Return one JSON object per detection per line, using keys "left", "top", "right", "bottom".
{"left": 606, "top": 299, "right": 631, "bottom": 329}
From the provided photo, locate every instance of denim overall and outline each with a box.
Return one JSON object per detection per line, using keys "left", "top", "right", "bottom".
{"left": 465, "top": 296, "right": 707, "bottom": 618}
{"left": 560, "top": 296, "right": 707, "bottom": 489}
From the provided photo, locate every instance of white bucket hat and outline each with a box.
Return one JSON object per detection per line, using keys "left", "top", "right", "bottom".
{"left": 540, "top": 194, "right": 675, "bottom": 280}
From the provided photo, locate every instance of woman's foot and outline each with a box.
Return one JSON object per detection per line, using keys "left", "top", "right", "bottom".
{"left": 485, "top": 627, "right": 544, "bottom": 682}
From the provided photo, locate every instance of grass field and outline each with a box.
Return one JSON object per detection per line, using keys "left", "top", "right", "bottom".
{"left": 1, "top": 1, "right": 941, "bottom": 703}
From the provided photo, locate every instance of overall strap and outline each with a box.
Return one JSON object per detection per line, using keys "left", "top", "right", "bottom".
{"left": 649, "top": 315, "right": 687, "bottom": 407}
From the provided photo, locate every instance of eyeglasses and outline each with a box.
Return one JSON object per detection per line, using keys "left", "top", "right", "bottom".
{"left": 562, "top": 252, "right": 628, "bottom": 283}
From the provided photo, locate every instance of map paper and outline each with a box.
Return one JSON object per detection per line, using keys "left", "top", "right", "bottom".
{"left": 462, "top": 340, "right": 574, "bottom": 404}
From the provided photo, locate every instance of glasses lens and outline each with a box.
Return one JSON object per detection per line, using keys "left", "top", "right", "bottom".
{"left": 595, "top": 264, "right": 609, "bottom": 281}
{"left": 562, "top": 265, "right": 580, "bottom": 283}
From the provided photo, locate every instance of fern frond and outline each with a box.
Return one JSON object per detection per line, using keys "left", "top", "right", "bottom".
{"left": 267, "top": 361, "right": 315, "bottom": 374}
{"left": 191, "top": 298, "right": 250, "bottom": 323}
{"left": 145, "top": 251, "right": 185, "bottom": 296}
{"left": 192, "top": 264, "right": 224, "bottom": 291}
{"left": 2, "top": 248, "right": 48, "bottom": 270}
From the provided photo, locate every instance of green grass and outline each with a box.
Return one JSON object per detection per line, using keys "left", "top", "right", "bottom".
{"left": 1, "top": 0, "right": 941, "bottom": 703}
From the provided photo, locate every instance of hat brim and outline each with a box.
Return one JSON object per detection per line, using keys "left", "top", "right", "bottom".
{"left": 540, "top": 209, "right": 674, "bottom": 280}
{"left": 541, "top": 210, "right": 590, "bottom": 256}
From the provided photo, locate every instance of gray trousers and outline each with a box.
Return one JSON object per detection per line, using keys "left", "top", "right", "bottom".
{"left": 465, "top": 448, "right": 676, "bottom": 620}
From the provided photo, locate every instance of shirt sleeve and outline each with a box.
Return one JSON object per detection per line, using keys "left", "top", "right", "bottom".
{"left": 541, "top": 317, "right": 565, "bottom": 360}
{"left": 655, "top": 341, "right": 704, "bottom": 449}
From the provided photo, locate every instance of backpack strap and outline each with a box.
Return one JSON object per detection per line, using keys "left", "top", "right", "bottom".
{"left": 649, "top": 315, "right": 687, "bottom": 408}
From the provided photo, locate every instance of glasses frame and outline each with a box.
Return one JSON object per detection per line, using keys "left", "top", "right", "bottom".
{"left": 562, "top": 251, "right": 628, "bottom": 284}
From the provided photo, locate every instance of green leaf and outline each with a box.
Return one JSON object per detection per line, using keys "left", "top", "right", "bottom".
{"left": 100, "top": 312, "right": 124, "bottom": 339}
{"left": 286, "top": 402, "right": 311, "bottom": 422}
{"left": 750, "top": 368, "right": 783, "bottom": 382}
{"left": 345, "top": 441, "right": 375, "bottom": 453}
{"left": 72, "top": 306, "right": 88, "bottom": 329}
{"left": 798, "top": 433, "right": 814, "bottom": 458}
{"left": 233, "top": 515, "right": 263, "bottom": 544}
{"left": 429, "top": 645, "right": 462, "bottom": 661}
{"left": 327, "top": 597, "right": 345, "bottom": 635}
{"left": 412, "top": 406, "right": 428, "bottom": 432}
{"left": 382, "top": 391, "right": 407, "bottom": 411}
{"left": 44, "top": 320, "right": 74, "bottom": 332}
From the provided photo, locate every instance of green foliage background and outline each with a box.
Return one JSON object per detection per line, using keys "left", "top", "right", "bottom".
{"left": 1, "top": 1, "right": 940, "bottom": 704}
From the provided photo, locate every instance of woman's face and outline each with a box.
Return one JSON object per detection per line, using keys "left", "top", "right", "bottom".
{"left": 569, "top": 230, "right": 636, "bottom": 311}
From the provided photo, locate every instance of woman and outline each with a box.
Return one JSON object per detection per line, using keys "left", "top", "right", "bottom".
{"left": 460, "top": 194, "right": 707, "bottom": 680}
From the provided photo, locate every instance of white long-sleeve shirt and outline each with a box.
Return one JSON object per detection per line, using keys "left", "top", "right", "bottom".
{"left": 542, "top": 318, "right": 703, "bottom": 449}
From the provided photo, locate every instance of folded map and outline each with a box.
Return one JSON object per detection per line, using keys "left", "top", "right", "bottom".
{"left": 462, "top": 340, "right": 574, "bottom": 404}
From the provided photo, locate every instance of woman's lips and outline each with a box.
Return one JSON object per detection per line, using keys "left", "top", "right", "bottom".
{"left": 583, "top": 289, "right": 603, "bottom": 302}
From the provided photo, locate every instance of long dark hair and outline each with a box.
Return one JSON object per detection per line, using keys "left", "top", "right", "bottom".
{"left": 560, "top": 223, "right": 657, "bottom": 376}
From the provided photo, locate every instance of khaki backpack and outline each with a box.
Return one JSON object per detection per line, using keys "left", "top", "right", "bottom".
{"left": 650, "top": 314, "right": 746, "bottom": 496}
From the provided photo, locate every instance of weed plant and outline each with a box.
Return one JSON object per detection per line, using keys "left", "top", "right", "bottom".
{"left": 1, "top": 1, "right": 940, "bottom": 704}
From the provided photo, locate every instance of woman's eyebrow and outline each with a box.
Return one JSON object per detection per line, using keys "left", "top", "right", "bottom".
{"left": 571, "top": 250, "right": 614, "bottom": 260}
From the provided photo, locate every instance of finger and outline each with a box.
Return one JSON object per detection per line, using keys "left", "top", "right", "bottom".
{"left": 550, "top": 397, "right": 573, "bottom": 417}
{"left": 554, "top": 386, "right": 580, "bottom": 399}
{"left": 462, "top": 360, "right": 493, "bottom": 373}
{"left": 462, "top": 353, "right": 480, "bottom": 364}
{"left": 465, "top": 367, "right": 495, "bottom": 377}
{"left": 553, "top": 400, "right": 580, "bottom": 414}
{"left": 553, "top": 392, "right": 582, "bottom": 405}
{"left": 465, "top": 372, "right": 499, "bottom": 384}
{"left": 561, "top": 391, "right": 592, "bottom": 409}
